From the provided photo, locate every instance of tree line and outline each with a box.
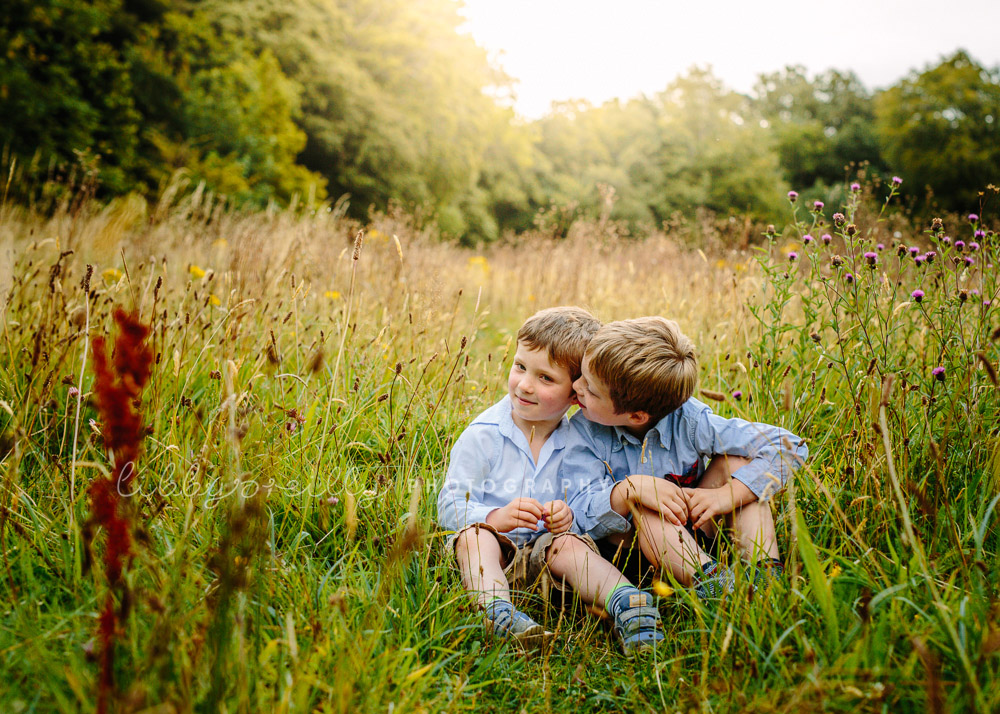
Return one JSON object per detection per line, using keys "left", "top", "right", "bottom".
{"left": 2, "top": 0, "right": 999, "bottom": 241}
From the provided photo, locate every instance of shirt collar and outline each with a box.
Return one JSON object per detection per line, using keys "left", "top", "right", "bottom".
{"left": 611, "top": 413, "right": 673, "bottom": 452}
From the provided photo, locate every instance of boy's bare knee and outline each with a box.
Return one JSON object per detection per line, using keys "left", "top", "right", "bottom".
{"left": 546, "top": 534, "right": 585, "bottom": 564}
{"left": 454, "top": 525, "right": 498, "bottom": 557}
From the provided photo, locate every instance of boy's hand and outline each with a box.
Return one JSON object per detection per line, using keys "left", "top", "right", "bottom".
{"left": 623, "top": 474, "right": 689, "bottom": 526}
{"left": 684, "top": 479, "right": 758, "bottom": 530}
{"left": 542, "top": 500, "right": 573, "bottom": 533}
{"left": 486, "top": 497, "right": 545, "bottom": 532}
{"left": 684, "top": 487, "right": 736, "bottom": 529}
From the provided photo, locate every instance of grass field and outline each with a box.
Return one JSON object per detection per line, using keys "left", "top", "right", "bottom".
{"left": 1, "top": 182, "right": 998, "bottom": 712}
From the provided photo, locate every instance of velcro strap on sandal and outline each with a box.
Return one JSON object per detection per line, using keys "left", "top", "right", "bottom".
{"left": 616, "top": 605, "right": 660, "bottom": 635}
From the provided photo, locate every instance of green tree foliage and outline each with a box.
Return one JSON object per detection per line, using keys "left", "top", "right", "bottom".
{"left": 4, "top": 3, "right": 997, "bottom": 238}
{"left": 205, "top": 0, "right": 508, "bottom": 235}
{"left": 875, "top": 51, "right": 1000, "bottom": 211}
{"left": 1, "top": 0, "right": 323, "bottom": 204}
{"left": 0, "top": 0, "right": 144, "bottom": 192}
{"left": 650, "top": 69, "right": 787, "bottom": 222}
{"left": 753, "top": 66, "right": 884, "bottom": 192}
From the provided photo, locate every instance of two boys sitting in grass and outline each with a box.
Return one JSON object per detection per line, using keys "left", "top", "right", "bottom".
{"left": 437, "top": 307, "right": 807, "bottom": 652}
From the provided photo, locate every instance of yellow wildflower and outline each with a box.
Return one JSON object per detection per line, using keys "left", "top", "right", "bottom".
{"left": 325, "top": 290, "right": 341, "bottom": 300}
{"left": 102, "top": 268, "right": 123, "bottom": 283}
{"left": 189, "top": 264, "right": 206, "bottom": 279}
{"left": 652, "top": 579, "right": 674, "bottom": 597}
{"left": 209, "top": 294, "right": 221, "bottom": 306}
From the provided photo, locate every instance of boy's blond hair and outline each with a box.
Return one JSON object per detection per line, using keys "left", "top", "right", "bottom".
{"left": 586, "top": 317, "right": 698, "bottom": 421}
{"left": 517, "top": 306, "right": 601, "bottom": 380}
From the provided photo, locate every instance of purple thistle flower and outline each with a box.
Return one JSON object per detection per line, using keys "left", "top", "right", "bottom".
{"left": 972, "top": 288, "right": 981, "bottom": 296}
{"left": 892, "top": 176, "right": 903, "bottom": 185}
{"left": 69, "top": 386, "right": 80, "bottom": 398}
{"left": 965, "top": 256, "right": 975, "bottom": 266}
{"left": 851, "top": 182, "right": 861, "bottom": 192}
{"left": 877, "top": 243, "right": 885, "bottom": 251}
{"left": 974, "top": 229, "right": 986, "bottom": 239}
{"left": 822, "top": 233, "right": 832, "bottom": 245}
{"left": 970, "top": 242, "right": 980, "bottom": 252}
{"left": 833, "top": 212, "right": 846, "bottom": 226}
{"left": 788, "top": 251, "right": 798, "bottom": 261}
{"left": 969, "top": 213, "right": 979, "bottom": 222}
{"left": 985, "top": 300, "right": 993, "bottom": 307}
{"left": 955, "top": 240, "right": 965, "bottom": 252}
{"left": 845, "top": 272, "right": 855, "bottom": 284}
{"left": 942, "top": 236, "right": 952, "bottom": 245}
{"left": 914, "top": 255, "right": 926, "bottom": 266}
{"left": 803, "top": 234, "right": 814, "bottom": 244}
{"left": 911, "top": 289, "right": 925, "bottom": 302}
{"left": 925, "top": 251, "right": 936, "bottom": 263}
{"left": 864, "top": 251, "right": 878, "bottom": 267}
{"left": 732, "top": 390, "right": 743, "bottom": 400}
{"left": 788, "top": 190, "right": 799, "bottom": 202}
{"left": 813, "top": 200, "right": 824, "bottom": 211}
{"left": 932, "top": 366, "right": 945, "bottom": 381}
{"left": 909, "top": 246, "right": 919, "bottom": 256}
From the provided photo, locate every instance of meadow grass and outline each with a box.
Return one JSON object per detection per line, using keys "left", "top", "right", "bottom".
{"left": 0, "top": 182, "right": 998, "bottom": 713}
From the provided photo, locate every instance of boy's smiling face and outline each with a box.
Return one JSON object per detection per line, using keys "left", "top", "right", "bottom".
{"left": 507, "top": 342, "right": 575, "bottom": 430}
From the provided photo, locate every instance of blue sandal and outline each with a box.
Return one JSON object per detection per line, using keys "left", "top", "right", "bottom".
{"left": 611, "top": 590, "right": 664, "bottom": 653}
{"left": 485, "top": 600, "right": 553, "bottom": 647}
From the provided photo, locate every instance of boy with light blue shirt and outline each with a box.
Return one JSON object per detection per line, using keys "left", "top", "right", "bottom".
{"left": 565, "top": 316, "right": 808, "bottom": 597}
{"left": 438, "top": 307, "right": 663, "bottom": 651}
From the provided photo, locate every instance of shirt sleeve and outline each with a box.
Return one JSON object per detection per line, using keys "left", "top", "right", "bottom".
{"left": 561, "top": 417, "right": 631, "bottom": 540}
{"left": 436, "top": 425, "right": 498, "bottom": 533}
{"left": 689, "top": 404, "right": 808, "bottom": 501}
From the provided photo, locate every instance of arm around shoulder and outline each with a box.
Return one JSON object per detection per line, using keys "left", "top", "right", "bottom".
{"left": 691, "top": 402, "right": 808, "bottom": 502}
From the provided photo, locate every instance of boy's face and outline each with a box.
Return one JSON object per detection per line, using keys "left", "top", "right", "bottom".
{"left": 507, "top": 343, "right": 575, "bottom": 427}
{"left": 572, "top": 355, "right": 629, "bottom": 427}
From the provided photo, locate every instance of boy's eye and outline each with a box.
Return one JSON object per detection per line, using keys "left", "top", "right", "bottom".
{"left": 539, "top": 374, "right": 552, "bottom": 382}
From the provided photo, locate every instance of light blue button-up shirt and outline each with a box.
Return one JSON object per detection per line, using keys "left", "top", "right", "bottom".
{"left": 437, "top": 398, "right": 621, "bottom": 546}
{"left": 561, "top": 397, "right": 809, "bottom": 539}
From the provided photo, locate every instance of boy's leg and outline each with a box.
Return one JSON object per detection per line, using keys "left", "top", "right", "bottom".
{"left": 634, "top": 508, "right": 713, "bottom": 586}
{"left": 453, "top": 524, "right": 510, "bottom": 606}
{"left": 544, "top": 533, "right": 628, "bottom": 604}
{"left": 699, "top": 455, "right": 779, "bottom": 561}
{"left": 543, "top": 534, "right": 663, "bottom": 652}
{"left": 453, "top": 524, "right": 550, "bottom": 642}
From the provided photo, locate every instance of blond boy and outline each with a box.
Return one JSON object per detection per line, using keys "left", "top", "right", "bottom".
{"left": 564, "top": 317, "right": 807, "bottom": 597}
{"left": 437, "top": 307, "right": 663, "bottom": 650}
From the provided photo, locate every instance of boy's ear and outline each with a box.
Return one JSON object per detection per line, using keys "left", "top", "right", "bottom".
{"left": 626, "top": 411, "right": 651, "bottom": 428}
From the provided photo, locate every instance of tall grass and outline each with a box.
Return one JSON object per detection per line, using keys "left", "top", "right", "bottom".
{"left": 0, "top": 180, "right": 998, "bottom": 712}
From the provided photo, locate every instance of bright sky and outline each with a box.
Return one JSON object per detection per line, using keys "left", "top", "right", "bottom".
{"left": 460, "top": 0, "right": 1000, "bottom": 119}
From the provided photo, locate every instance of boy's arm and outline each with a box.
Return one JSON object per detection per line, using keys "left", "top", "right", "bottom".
{"left": 436, "top": 427, "right": 500, "bottom": 532}
{"left": 561, "top": 418, "right": 631, "bottom": 540}
{"left": 690, "top": 402, "right": 808, "bottom": 502}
